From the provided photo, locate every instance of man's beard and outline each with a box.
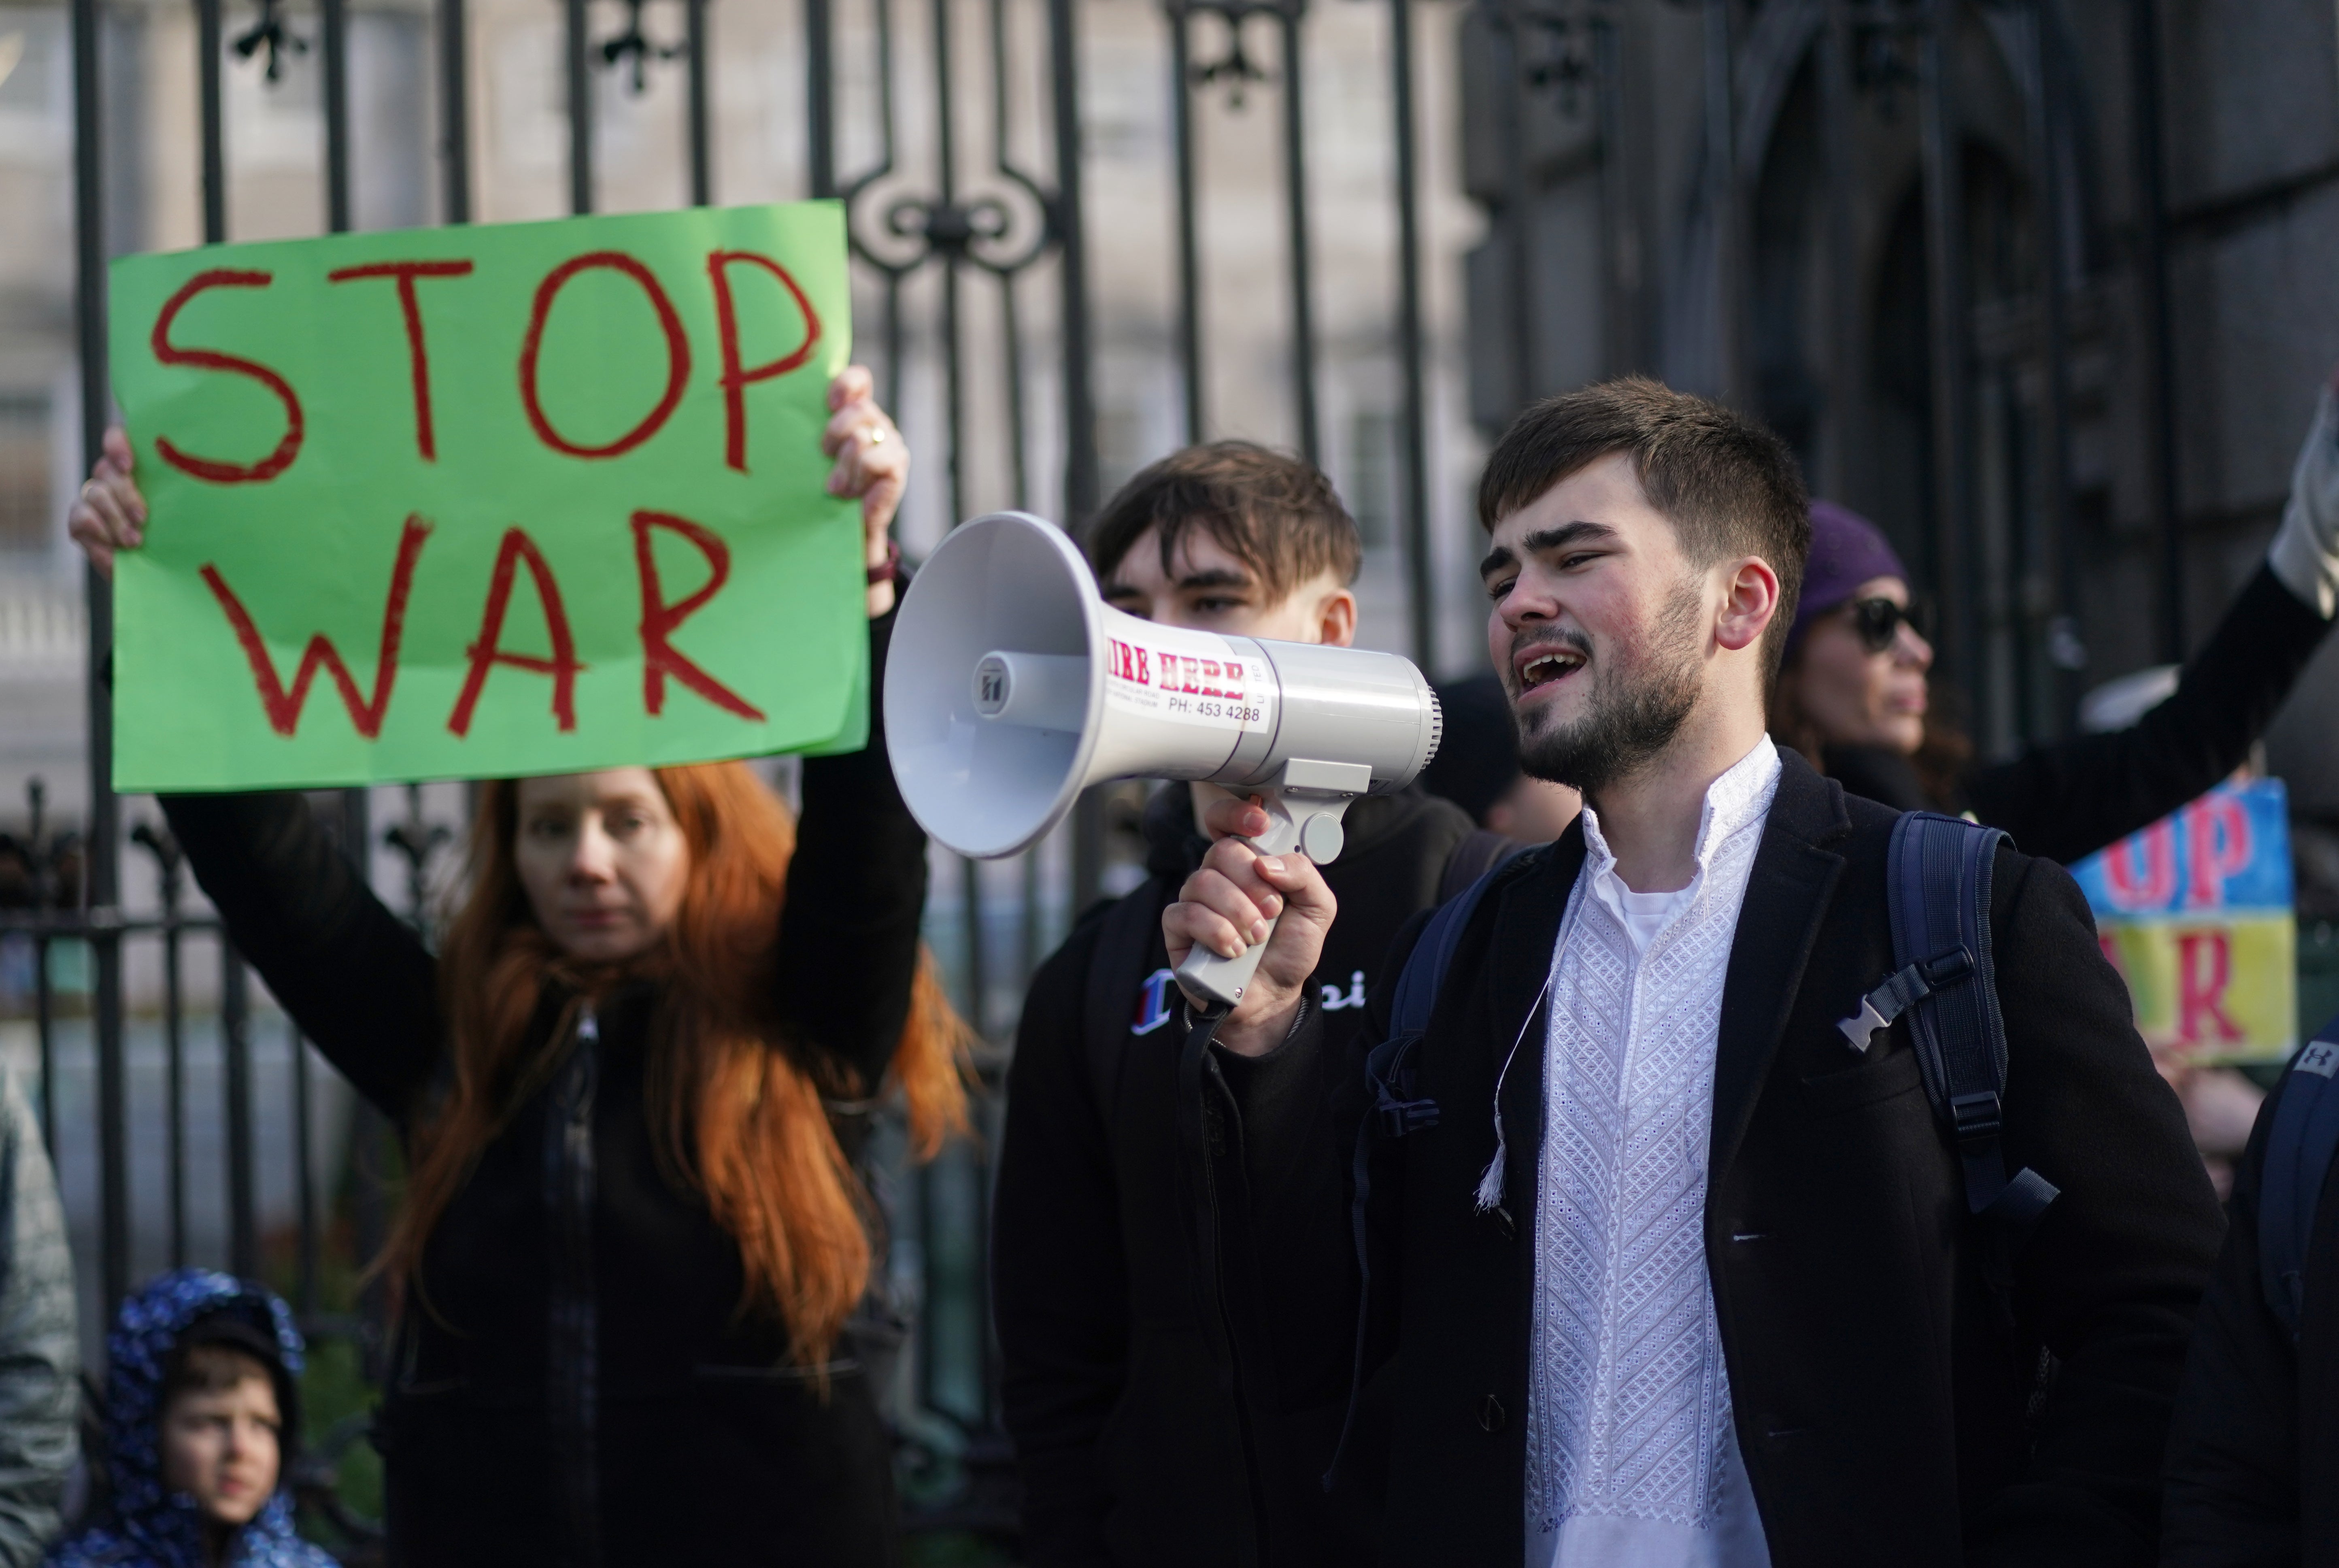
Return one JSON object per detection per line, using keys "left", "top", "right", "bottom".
{"left": 1512, "top": 581, "right": 1705, "bottom": 795}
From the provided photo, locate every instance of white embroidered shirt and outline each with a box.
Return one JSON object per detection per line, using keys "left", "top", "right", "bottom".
{"left": 1525, "top": 735, "right": 1782, "bottom": 1568}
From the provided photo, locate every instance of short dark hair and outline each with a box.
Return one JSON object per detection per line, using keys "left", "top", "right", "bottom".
{"left": 1476, "top": 377, "right": 1811, "bottom": 681}
{"left": 1084, "top": 441, "right": 1361, "bottom": 600}
{"left": 162, "top": 1311, "right": 298, "bottom": 1440}
{"left": 163, "top": 1341, "right": 274, "bottom": 1404}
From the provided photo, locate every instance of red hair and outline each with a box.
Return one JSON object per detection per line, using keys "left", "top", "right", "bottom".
{"left": 378, "top": 761, "right": 970, "bottom": 1366}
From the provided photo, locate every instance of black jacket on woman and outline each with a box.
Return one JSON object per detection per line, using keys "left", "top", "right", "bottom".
{"left": 1821, "top": 562, "right": 2331, "bottom": 864}
{"left": 160, "top": 615, "right": 924, "bottom": 1568}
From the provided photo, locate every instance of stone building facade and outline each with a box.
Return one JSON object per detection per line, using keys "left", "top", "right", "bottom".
{"left": 1463, "top": 0, "right": 2339, "bottom": 814}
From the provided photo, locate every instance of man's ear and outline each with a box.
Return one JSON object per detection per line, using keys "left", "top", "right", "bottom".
{"left": 1713, "top": 556, "right": 1781, "bottom": 654}
{"left": 1318, "top": 587, "right": 1359, "bottom": 647}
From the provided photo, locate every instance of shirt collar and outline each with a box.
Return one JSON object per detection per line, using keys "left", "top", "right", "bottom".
{"left": 1577, "top": 733, "right": 1783, "bottom": 900}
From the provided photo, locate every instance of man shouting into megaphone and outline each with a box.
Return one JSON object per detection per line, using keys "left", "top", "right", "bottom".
{"left": 1157, "top": 379, "right": 2219, "bottom": 1566}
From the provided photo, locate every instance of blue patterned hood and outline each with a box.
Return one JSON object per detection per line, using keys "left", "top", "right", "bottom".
{"left": 44, "top": 1269, "right": 337, "bottom": 1568}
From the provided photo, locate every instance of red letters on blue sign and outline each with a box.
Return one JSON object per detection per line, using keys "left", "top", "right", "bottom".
{"left": 2071, "top": 780, "right": 2292, "bottom": 917}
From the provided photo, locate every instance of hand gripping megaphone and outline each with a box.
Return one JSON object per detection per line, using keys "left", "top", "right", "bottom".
{"left": 885, "top": 511, "right": 1442, "bottom": 1008}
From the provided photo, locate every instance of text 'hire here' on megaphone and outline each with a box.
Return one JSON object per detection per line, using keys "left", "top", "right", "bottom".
{"left": 885, "top": 511, "right": 1443, "bottom": 1008}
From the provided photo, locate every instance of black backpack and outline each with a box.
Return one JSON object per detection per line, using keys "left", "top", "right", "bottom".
{"left": 2260, "top": 1019, "right": 2339, "bottom": 1340}
{"left": 1363, "top": 810, "right": 2060, "bottom": 1238}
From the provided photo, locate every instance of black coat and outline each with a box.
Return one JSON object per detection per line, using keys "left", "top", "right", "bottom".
{"left": 2161, "top": 1049, "right": 2339, "bottom": 1564}
{"left": 1822, "top": 562, "right": 2330, "bottom": 863}
{"left": 160, "top": 615, "right": 925, "bottom": 1568}
{"left": 992, "top": 783, "right": 1476, "bottom": 1568}
{"left": 1197, "top": 751, "right": 2222, "bottom": 1566}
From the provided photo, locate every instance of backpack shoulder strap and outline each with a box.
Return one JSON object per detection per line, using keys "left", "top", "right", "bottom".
{"left": 1392, "top": 846, "right": 1531, "bottom": 1041}
{"left": 1878, "top": 811, "right": 2060, "bottom": 1239}
{"left": 1369, "top": 844, "right": 1535, "bottom": 1139}
{"left": 1081, "top": 879, "right": 1174, "bottom": 1128}
{"left": 2260, "top": 1024, "right": 2339, "bottom": 1340}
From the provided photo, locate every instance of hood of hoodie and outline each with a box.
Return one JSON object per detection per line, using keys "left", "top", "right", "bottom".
{"left": 47, "top": 1269, "right": 334, "bottom": 1568}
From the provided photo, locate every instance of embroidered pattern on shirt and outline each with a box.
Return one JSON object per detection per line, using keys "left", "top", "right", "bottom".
{"left": 1525, "top": 739, "right": 1781, "bottom": 1538}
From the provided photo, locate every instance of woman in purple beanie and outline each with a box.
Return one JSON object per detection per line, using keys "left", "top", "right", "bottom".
{"left": 1770, "top": 382, "right": 2339, "bottom": 865}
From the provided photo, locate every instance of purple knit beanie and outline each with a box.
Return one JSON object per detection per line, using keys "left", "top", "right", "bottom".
{"left": 1791, "top": 500, "right": 1907, "bottom": 648}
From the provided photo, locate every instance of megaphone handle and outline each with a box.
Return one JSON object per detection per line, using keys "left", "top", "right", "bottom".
{"left": 1174, "top": 915, "right": 1280, "bottom": 1011}
{"left": 1173, "top": 789, "right": 1354, "bottom": 1010}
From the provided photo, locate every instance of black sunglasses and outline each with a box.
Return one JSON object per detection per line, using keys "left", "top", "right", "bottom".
{"left": 1845, "top": 596, "right": 1930, "bottom": 655}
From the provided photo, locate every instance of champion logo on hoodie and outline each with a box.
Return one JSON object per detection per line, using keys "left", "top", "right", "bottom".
{"left": 1133, "top": 964, "right": 1372, "bottom": 1030}
{"left": 1132, "top": 968, "right": 1178, "bottom": 1035}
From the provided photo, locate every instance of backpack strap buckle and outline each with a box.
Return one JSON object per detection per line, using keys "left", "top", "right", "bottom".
{"left": 1921, "top": 947, "right": 1975, "bottom": 987}
{"left": 1378, "top": 1098, "right": 1442, "bottom": 1139}
{"left": 1838, "top": 952, "right": 1968, "bottom": 1054}
{"left": 1365, "top": 1032, "right": 1438, "bottom": 1141}
{"left": 1949, "top": 1089, "right": 2003, "bottom": 1141}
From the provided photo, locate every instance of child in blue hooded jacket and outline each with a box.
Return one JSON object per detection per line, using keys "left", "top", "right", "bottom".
{"left": 45, "top": 1270, "right": 336, "bottom": 1568}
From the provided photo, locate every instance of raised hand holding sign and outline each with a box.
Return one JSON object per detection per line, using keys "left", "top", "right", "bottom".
{"left": 102, "top": 201, "right": 864, "bottom": 791}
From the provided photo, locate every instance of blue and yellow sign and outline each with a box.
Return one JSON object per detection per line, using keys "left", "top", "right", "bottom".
{"left": 2069, "top": 779, "right": 2296, "bottom": 1064}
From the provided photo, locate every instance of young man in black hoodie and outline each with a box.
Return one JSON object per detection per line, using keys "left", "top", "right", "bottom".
{"left": 992, "top": 442, "right": 1509, "bottom": 1568}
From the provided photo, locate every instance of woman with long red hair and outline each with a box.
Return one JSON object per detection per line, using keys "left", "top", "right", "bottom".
{"left": 70, "top": 368, "right": 968, "bottom": 1564}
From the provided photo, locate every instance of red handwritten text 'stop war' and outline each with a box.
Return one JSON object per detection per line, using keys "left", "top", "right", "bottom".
{"left": 327, "top": 260, "right": 478, "bottom": 462}
{"left": 518, "top": 251, "right": 692, "bottom": 460}
{"left": 706, "top": 250, "right": 823, "bottom": 473}
{"left": 150, "top": 269, "right": 306, "bottom": 485}
{"left": 199, "top": 515, "right": 432, "bottom": 736}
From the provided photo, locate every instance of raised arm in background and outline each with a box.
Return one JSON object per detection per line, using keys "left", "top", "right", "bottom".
{"left": 71, "top": 424, "right": 447, "bottom": 1117}
{"left": 770, "top": 366, "right": 926, "bottom": 1092}
{"left": 773, "top": 609, "right": 928, "bottom": 1091}
{"left": 158, "top": 791, "right": 443, "bottom": 1121}
{"left": 1796, "top": 378, "right": 2339, "bottom": 866}
{"left": 1968, "top": 378, "right": 2339, "bottom": 863}
{"left": 1962, "top": 561, "right": 2329, "bottom": 864}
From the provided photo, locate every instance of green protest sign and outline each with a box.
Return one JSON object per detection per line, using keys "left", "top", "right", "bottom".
{"left": 107, "top": 201, "right": 863, "bottom": 792}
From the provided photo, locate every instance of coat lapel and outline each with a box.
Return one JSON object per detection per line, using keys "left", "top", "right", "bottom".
{"left": 1708, "top": 755, "right": 1850, "bottom": 1180}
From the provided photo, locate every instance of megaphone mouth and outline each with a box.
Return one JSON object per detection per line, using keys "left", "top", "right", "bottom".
{"left": 886, "top": 511, "right": 1445, "bottom": 861}
{"left": 884, "top": 513, "right": 1109, "bottom": 860}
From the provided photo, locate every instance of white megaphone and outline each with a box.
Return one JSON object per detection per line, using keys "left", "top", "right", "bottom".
{"left": 886, "top": 511, "right": 1443, "bottom": 1008}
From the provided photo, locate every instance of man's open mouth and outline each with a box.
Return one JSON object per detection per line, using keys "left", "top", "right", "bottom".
{"left": 1516, "top": 647, "right": 1586, "bottom": 692}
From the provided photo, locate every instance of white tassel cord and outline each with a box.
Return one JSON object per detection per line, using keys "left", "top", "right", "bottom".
{"left": 1474, "top": 976, "right": 1553, "bottom": 1213}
